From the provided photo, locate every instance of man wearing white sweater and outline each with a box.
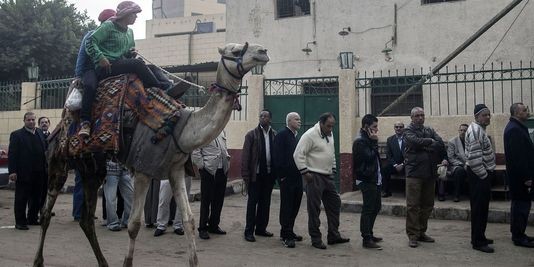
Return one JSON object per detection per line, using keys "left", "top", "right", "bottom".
{"left": 293, "top": 112, "right": 349, "bottom": 249}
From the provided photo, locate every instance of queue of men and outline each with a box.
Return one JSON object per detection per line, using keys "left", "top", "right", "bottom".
{"left": 7, "top": 104, "right": 533, "bottom": 254}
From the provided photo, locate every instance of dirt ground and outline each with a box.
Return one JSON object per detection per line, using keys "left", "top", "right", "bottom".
{"left": 0, "top": 189, "right": 533, "bottom": 267}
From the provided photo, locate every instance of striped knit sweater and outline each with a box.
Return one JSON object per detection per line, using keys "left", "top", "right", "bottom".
{"left": 465, "top": 122, "right": 496, "bottom": 179}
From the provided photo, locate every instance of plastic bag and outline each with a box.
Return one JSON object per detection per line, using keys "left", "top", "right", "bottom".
{"left": 65, "top": 87, "right": 83, "bottom": 111}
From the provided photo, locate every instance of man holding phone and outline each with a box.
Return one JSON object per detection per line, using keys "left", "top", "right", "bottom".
{"left": 352, "top": 114, "right": 383, "bottom": 250}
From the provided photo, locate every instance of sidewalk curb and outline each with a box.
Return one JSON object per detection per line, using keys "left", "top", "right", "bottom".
{"left": 340, "top": 198, "right": 534, "bottom": 225}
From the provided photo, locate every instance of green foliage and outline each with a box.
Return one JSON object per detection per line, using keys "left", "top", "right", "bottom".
{"left": 0, "top": 0, "right": 97, "bottom": 81}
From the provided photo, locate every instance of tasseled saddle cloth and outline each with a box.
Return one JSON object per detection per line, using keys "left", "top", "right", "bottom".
{"left": 57, "top": 74, "right": 186, "bottom": 157}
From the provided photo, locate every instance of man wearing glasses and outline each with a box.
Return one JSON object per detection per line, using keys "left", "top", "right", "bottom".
{"left": 381, "top": 122, "right": 405, "bottom": 198}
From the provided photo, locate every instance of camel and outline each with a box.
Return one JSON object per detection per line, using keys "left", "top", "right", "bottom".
{"left": 33, "top": 42, "right": 269, "bottom": 267}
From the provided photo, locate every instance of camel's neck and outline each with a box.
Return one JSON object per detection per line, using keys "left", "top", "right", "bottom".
{"left": 176, "top": 61, "right": 242, "bottom": 152}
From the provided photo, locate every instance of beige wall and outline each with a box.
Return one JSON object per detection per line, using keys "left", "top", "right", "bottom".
{"left": 187, "top": 0, "right": 225, "bottom": 16}
{"left": 145, "top": 13, "right": 225, "bottom": 38}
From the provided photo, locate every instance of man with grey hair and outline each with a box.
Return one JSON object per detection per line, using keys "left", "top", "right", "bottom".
{"left": 504, "top": 102, "right": 534, "bottom": 248}
{"left": 465, "top": 104, "right": 496, "bottom": 253}
{"left": 404, "top": 107, "right": 447, "bottom": 248}
{"left": 274, "top": 112, "right": 303, "bottom": 248}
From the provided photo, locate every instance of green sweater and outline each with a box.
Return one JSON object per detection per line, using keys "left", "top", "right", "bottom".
{"left": 85, "top": 21, "right": 135, "bottom": 65}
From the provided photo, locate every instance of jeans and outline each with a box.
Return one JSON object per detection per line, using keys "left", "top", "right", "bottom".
{"left": 103, "top": 172, "right": 134, "bottom": 229}
{"left": 72, "top": 171, "right": 83, "bottom": 220}
{"left": 156, "top": 177, "right": 192, "bottom": 231}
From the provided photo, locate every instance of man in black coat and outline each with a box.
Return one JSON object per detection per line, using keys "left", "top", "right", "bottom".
{"left": 352, "top": 114, "right": 383, "bottom": 250}
{"left": 503, "top": 102, "right": 534, "bottom": 248}
{"left": 8, "top": 112, "right": 47, "bottom": 230}
{"left": 274, "top": 112, "right": 303, "bottom": 248}
{"left": 381, "top": 122, "right": 405, "bottom": 197}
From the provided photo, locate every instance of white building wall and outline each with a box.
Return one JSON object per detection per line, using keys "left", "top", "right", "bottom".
{"left": 145, "top": 14, "right": 225, "bottom": 38}
{"left": 153, "top": 0, "right": 226, "bottom": 19}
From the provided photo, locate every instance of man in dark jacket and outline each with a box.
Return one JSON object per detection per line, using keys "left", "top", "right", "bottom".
{"left": 352, "top": 114, "right": 383, "bottom": 250}
{"left": 404, "top": 107, "right": 447, "bottom": 248}
{"left": 274, "top": 112, "right": 303, "bottom": 248}
{"left": 504, "top": 102, "right": 534, "bottom": 248}
{"left": 381, "top": 122, "right": 405, "bottom": 197}
{"left": 8, "top": 112, "right": 47, "bottom": 230}
{"left": 241, "top": 110, "right": 277, "bottom": 242}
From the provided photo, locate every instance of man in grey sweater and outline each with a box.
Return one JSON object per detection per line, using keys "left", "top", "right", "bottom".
{"left": 465, "top": 103, "right": 496, "bottom": 253}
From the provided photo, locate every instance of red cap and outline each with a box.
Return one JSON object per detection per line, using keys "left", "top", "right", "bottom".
{"left": 98, "top": 9, "right": 117, "bottom": 22}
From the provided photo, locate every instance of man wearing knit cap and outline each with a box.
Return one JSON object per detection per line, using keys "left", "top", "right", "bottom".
{"left": 293, "top": 112, "right": 350, "bottom": 249}
{"left": 403, "top": 107, "right": 447, "bottom": 248}
{"left": 75, "top": 8, "right": 116, "bottom": 138}
{"left": 465, "top": 103, "right": 496, "bottom": 253}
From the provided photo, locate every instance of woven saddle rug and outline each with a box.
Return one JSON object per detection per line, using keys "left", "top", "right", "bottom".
{"left": 58, "top": 74, "right": 186, "bottom": 157}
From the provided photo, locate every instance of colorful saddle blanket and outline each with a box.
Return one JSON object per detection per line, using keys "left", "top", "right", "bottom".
{"left": 59, "top": 74, "right": 186, "bottom": 157}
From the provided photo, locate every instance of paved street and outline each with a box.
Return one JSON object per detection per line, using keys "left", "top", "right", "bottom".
{"left": 0, "top": 187, "right": 533, "bottom": 267}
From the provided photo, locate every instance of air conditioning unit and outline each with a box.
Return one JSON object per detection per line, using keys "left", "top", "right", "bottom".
{"left": 196, "top": 22, "right": 214, "bottom": 33}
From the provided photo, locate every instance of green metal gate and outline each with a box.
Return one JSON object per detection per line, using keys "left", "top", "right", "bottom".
{"left": 263, "top": 76, "right": 340, "bottom": 190}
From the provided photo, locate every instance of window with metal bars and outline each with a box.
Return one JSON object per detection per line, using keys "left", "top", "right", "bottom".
{"left": 276, "top": 0, "right": 310, "bottom": 18}
{"left": 422, "top": 0, "right": 464, "bottom": 4}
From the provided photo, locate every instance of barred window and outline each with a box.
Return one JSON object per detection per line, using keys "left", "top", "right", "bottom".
{"left": 276, "top": 0, "right": 310, "bottom": 19}
{"left": 370, "top": 76, "right": 423, "bottom": 116}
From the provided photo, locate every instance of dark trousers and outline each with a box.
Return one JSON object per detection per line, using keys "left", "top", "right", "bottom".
{"left": 72, "top": 171, "right": 84, "bottom": 220}
{"left": 144, "top": 179, "right": 160, "bottom": 225}
{"left": 40, "top": 173, "right": 48, "bottom": 213}
{"left": 245, "top": 174, "right": 274, "bottom": 235}
{"left": 405, "top": 177, "right": 435, "bottom": 241}
{"left": 510, "top": 199, "right": 531, "bottom": 242}
{"left": 97, "top": 59, "right": 168, "bottom": 90}
{"left": 14, "top": 172, "right": 45, "bottom": 225}
{"left": 381, "top": 164, "right": 403, "bottom": 194}
{"left": 279, "top": 177, "right": 303, "bottom": 239}
{"left": 306, "top": 173, "right": 341, "bottom": 243}
{"left": 199, "top": 168, "right": 228, "bottom": 231}
{"left": 467, "top": 167, "right": 492, "bottom": 247}
{"left": 438, "top": 167, "right": 466, "bottom": 198}
{"left": 359, "top": 181, "right": 381, "bottom": 240}
{"left": 80, "top": 69, "right": 98, "bottom": 122}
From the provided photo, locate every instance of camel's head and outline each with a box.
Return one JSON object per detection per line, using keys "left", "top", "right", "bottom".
{"left": 218, "top": 42, "right": 269, "bottom": 79}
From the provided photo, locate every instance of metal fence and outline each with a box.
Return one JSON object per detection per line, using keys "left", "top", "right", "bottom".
{"left": 37, "top": 78, "right": 73, "bottom": 109}
{"left": 0, "top": 81, "right": 22, "bottom": 111}
{"left": 181, "top": 80, "right": 248, "bottom": 121}
{"left": 264, "top": 76, "right": 339, "bottom": 96}
{"left": 356, "top": 61, "right": 534, "bottom": 116}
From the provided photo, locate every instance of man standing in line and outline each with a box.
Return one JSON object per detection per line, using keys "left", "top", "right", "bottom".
{"left": 273, "top": 112, "right": 303, "bottom": 248}
{"left": 38, "top": 117, "right": 51, "bottom": 138}
{"left": 353, "top": 114, "right": 384, "bottom": 250}
{"left": 404, "top": 107, "right": 447, "bottom": 248}
{"left": 8, "top": 112, "right": 47, "bottom": 230}
{"left": 242, "top": 110, "right": 277, "bottom": 242}
{"left": 381, "top": 122, "right": 405, "bottom": 197}
{"left": 503, "top": 102, "right": 534, "bottom": 248}
{"left": 294, "top": 112, "right": 350, "bottom": 249}
{"left": 192, "top": 131, "right": 231, "bottom": 240}
{"left": 439, "top": 124, "right": 469, "bottom": 202}
{"left": 153, "top": 176, "right": 192, "bottom": 237}
{"left": 37, "top": 116, "right": 53, "bottom": 216}
{"left": 465, "top": 104, "right": 496, "bottom": 253}
{"left": 103, "top": 159, "right": 133, "bottom": 231}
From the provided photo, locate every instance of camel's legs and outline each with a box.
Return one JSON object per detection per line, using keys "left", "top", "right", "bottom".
{"left": 33, "top": 155, "right": 68, "bottom": 267}
{"left": 78, "top": 156, "right": 108, "bottom": 267}
{"left": 169, "top": 166, "right": 198, "bottom": 267}
{"left": 123, "top": 172, "right": 151, "bottom": 267}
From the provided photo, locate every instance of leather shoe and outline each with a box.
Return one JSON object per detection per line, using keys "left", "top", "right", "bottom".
{"left": 371, "top": 236, "right": 383, "bottom": 243}
{"left": 244, "top": 234, "right": 256, "bottom": 242}
{"left": 513, "top": 240, "right": 534, "bottom": 248}
{"left": 312, "top": 241, "right": 327, "bottom": 249}
{"left": 282, "top": 238, "right": 296, "bottom": 248}
{"left": 484, "top": 238, "right": 494, "bottom": 245}
{"left": 208, "top": 227, "right": 226, "bottom": 235}
{"left": 418, "top": 234, "right": 435, "bottom": 243}
{"left": 255, "top": 230, "right": 274, "bottom": 237}
{"left": 381, "top": 192, "right": 392, "bottom": 198}
{"left": 438, "top": 195, "right": 445, "bottom": 201}
{"left": 174, "top": 228, "right": 184, "bottom": 235}
{"left": 453, "top": 197, "right": 460, "bottom": 202}
{"left": 363, "top": 240, "right": 382, "bottom": 250}
{"left": 199, "top": 230, "right": 210, "bottom": 240}
{"left": 28, "top": 221, "right": 40, "bottom": 225}
{"left": 327, "top": 237, "right": 350, "bottom": 245}
{"left": 527, "top": 236, "right": 534, "bottom": 242}
{"left": 154, "top": 229, "right": 165, "bottom": 237}
{"left": 408, "top": 240, "right": 419, "bottom": 248}
{"left": 293, "top": 234, "right": 303, "bottom": 241}
{"left": 473, "top": 245, "right": 494, "bottom": 253}
{"left": 15, "top": 224, "right": 29, "bottom": 230}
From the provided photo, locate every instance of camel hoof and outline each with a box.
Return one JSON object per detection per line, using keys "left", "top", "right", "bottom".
{"left": 123, "top": 257, "right": 133, "bottom": 267}
{"left": 189, "top": 254, "right": 199, "bottom": 267}
{"left": 33, "top": 258, "right": 44, "bottom": 267}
